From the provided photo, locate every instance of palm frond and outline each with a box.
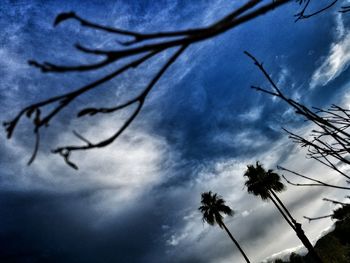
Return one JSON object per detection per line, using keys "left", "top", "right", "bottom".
{"left": 199, "top": 191, "right": 234, "bottom": 227}
{"left": 243, "top": 161, "right": 286, "bottom": 200}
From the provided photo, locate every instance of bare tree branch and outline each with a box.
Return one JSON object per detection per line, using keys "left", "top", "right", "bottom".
{"left": 303, "top": 214, "right": 333, "bottom": 222}
{"left": 295, "top": 0, "right": 338, "bottom": 22}
{"left": 322, "top": 198, "right": 349, "bottom": 206}
{"left": 303, "top": 198, "right": 349, "bottom": 222}
{"left": 245, "top": 51, "right": 350, "bottom": 183}
{"left": 52, "top": 45, "right": 187, "bottom": 168}
{"left": 339, "top": 5, "right": 350, "bottom": 13}
{"left": 4, "top": 0, "right": 294, "bottom": 169}
{"left": 278, "top": 166, "right": 350, "bottom": 190}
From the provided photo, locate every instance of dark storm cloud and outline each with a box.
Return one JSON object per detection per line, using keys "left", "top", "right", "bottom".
{"left": 0, "top": 189, "right": 172, "bottom": 263}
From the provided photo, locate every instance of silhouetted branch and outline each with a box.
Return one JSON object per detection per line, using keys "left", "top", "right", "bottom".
{"left": 51, "top": 45, "right": 187, "bottom": 168}
{"left": 246, "top": 51, "right": 350, "bottom": 183}
{"left": 54, "top": 11, "right": 204, "bottom": 45}
{"left": 29, "top": 0, "right": 287, "bottom": 74}
{"left": 5, "top": 0, "right": 295, "bottom": 169}
{"left": 295, "top": 0, "right": 338, "bottom": 22}
{"left": 285, "top": 129, "right": 350, "bottom": 179}
{"left": 282, "top": 174, "right": 323, "bottom": 187}
{"left": 278, "top": 166, "right": 350, "bottom": 190}
{"left": 304, "top": 198, "right": 349, "bottom": 222}
{"left": 303, "top": 214, "right": 333, "bottom": 222}
{"left": 28, "top": 130, "right": 40, "bottom": 166}
{"left": 339, "top": 5, "right": 350, "bottom": 13}
{"left": 322, "top": 198, "right": 348, "bottom": 206}
{"left": 73, "top": 130, "right": 92, "bottom": 146}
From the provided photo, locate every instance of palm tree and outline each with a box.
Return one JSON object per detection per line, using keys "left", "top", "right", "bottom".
{"left": 199, "top": 191, "right": 251, "bottom": 263}
{"left": 244, "top": 161, "right": 323, "bottom": 263}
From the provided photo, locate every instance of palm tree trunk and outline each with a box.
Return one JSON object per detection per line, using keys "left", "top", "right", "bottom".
{"left": 221, "top": 222, "right": 251, "bottom": 263}
{"left": 270, "top": 190, "right": 296, "bottom": 224}
{"left": 268, "top": 193, "right": 296, "bottom": 231}
{"left": 294, "top": 226, "right": 323, "bottom": 263}
{"left": 268, "top": 193, "right": 323, "bottom": 263}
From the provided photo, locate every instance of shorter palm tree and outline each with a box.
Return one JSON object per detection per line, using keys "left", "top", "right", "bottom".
{"left": 199, "top": 191, "right": 251, "bottom": 263}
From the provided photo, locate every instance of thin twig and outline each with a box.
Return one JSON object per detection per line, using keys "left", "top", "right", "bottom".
{"left": 295, "top": 0, "right": 338, "bottom": 22}
{"left": 304, "top": 214, "right": 333, "bottom": 222}
{"left": 278, "top": 166, "right": 350, "bottom": 190}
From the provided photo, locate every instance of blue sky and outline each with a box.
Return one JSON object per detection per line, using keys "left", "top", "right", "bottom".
{"left": 1, "top": 1, "right": 350, "bottom": 262}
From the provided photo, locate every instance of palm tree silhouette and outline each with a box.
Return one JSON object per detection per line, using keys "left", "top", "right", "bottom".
{"left": 244, "top": 161, "right": 323, "bottom": 263}
{"left": 199, "top": 191, "right": 251, "bottom": 263}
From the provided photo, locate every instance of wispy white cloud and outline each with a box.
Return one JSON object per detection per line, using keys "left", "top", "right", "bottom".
{"left": 277, "top": 67, "right": 290, "bottom": 88}
{"left": 335, "top": 13, "right": 345, "bottom": 39}
{"left": 238, "top": 106, "right": 264, "bottom": 122}
{"left": 310, "top": 14, "right": 350, "bottom": 89}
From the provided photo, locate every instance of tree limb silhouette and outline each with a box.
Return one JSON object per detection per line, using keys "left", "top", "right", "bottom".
{"left": 4, "top": 0, "right": 296, "bottom": 169}
{"left": 304, "top": 198, "right": 349, "bottom": 222}
{"left": 277, "top": 166, "right": 350, "bottom": 190}
{"left": 6, "top": 0, "right": 345, "bottom": 169}
{"left": 245, "top": 51, "right": 350, "bottom": 183}
{"left": 294, "top": 0, "right": 339, "bottom": 22}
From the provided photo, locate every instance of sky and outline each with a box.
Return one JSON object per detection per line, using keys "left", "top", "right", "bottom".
{"left": 1, "top": 0, "right": 350, "bottom": 262}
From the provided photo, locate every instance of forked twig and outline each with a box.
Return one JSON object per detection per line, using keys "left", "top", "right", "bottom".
{"left": 294, "top": 0, "right": 338, "bottom": 22}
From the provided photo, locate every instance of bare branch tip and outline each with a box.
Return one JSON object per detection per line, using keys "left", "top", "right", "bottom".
{"left": 243, "top": 50, "right": 254, "bottom": 60}
{"left": 28, "top": 60, "right": 51, "bottom": 72}
{"left": 54, "top": 12, "right": 76, "bottom": 27}
{"left": 3, "top": 120, "right": 17, "bottom": 139}
{"left": 52, "top": 148, "right": 79, "bottom": 170}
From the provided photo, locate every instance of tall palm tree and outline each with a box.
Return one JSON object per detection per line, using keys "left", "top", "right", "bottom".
{"left": 244, "top": 162, "right": 323, "bottom": 263}
{"left": 199, "top": 191, "right": 251, "bottom": 263}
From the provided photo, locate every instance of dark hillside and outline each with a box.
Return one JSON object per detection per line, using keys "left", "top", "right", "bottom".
{"left": 271, "top": 205, "right": 350, "bottom": 263}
